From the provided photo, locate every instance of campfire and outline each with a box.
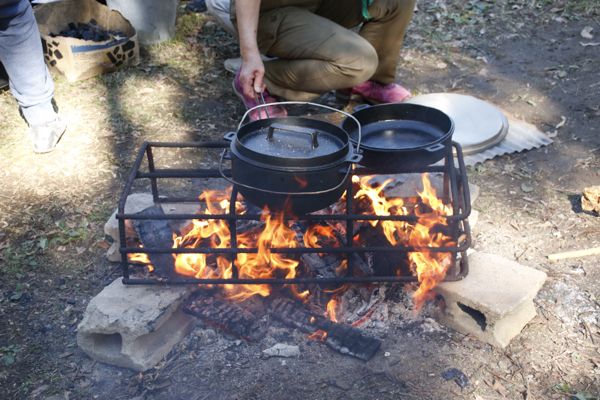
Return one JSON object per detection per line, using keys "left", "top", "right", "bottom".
{"left": 116, "top": 141, "right": 471, "bottom": 360}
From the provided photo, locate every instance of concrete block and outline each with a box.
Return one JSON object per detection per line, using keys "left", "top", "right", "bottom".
{"left": 432, "top": 252, "right": 546, "bottom": 348}
{"left": 160, "top": 202, "right": 201, "bottom": 235}
{"left": 103, "top": 195, "right": 201, "bottom": 261}
{"left": 77, "top": 278, "right": 195, "bottom": 371}
{"left": 106, "top": 242, "right": 120, "bottom": 262}
{"left": 104, "top": 193, "right": 156, "bottom": 247}
{"left": 469, "top": 209, "right": 479, "bottom": 229}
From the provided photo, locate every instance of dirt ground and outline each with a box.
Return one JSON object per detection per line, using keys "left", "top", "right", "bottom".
{"left": 1, "top": 1, "right": 600, "bottom": 399}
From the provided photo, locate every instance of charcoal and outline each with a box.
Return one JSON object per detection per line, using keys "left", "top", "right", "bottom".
{"left": 332, "top": 231, "right": 373, "bottom": 276}
{"left": 51, "top": 20, "right": 127, "bottom": 42}
{"left": 266, "top": 296, "right": 381, "bottom": 361}
{"left": 358, "top": 224, "right": 411, "bottom": 277}
{"left": 183, "top": 293, "right": 268, "bottom": 341}
{"left": 131, "top": 206, "right": 180, "bottom": 279}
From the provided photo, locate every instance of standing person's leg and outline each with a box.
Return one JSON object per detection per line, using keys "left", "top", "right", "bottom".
{"left": 0, "top": 0, "right": 55, "bottom": 126}
{"left": 206, "top": 0, "right": 238, "bottom": 38}
{"left": 256, "top": 6, "right": 378, "bottom": 101}
{"left": 0, "top": 0, "right": 66, "bottom": 153}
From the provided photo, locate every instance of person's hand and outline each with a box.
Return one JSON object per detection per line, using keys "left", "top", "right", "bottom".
{"left": 239, "top": 52, "right": 266, "bottom": 99}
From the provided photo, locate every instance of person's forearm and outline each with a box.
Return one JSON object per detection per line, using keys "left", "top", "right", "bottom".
{"left": 235, "top": 0, "right": 265, "bottom": 95}
{"left": 236, "top": 0, "right": 261, "bottom": 62}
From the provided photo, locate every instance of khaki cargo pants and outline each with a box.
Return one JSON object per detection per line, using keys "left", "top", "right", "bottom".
{"left": 231, "top": 0, "right": 415, "bottom": 101}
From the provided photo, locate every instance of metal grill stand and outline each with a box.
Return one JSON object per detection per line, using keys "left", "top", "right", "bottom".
{"left": 118, "top": 141, "right": 471, "bottom": 286}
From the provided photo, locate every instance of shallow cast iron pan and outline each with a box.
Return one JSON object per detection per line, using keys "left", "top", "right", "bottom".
{"left": 340, "top": 103, "right": 454, "bottom": 170}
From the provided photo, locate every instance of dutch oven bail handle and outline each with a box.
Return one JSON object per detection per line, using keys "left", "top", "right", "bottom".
{"left": 239, "top": 101, "right": 362, "bottom": 153}
{"left": 218, "top": 101, "right": 363, "bottom": 196}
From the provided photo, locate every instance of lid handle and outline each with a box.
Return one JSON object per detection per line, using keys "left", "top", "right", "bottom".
{"left": 267, "top": 123, "right": 319, "bottom": 148}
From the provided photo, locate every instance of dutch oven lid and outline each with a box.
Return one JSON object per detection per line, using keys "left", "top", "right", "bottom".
{"left": 232, "top": 117, "right": 352, "bottom": 169}
{"left": 405, "top": 93, "right": 508, "bottom": 155}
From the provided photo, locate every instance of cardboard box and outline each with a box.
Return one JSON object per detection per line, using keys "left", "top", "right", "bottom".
{"left": 34, "top": 0, "right": 139, "bottom": 82}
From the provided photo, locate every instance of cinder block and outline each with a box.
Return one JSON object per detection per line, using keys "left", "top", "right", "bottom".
{"left": 77, "top": 278, "right": 195, "bottom": 371}
{"left": 432, "top": 252, "right": 546, "bottom": 348}
{"left": 104, "top": 195, "right": 200, "bottom": 261}
{"left": 104, "top": 193, "right": 156, "bottom": 261}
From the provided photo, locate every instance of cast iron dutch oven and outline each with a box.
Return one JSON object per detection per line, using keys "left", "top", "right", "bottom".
{"left": 339, "top": 103, "right": 454, "bottom": 170}
{"left": 220, "top": 102, "right": 362, "bottom": 214}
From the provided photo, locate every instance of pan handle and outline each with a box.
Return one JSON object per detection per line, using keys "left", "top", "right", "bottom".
{"left": 267, "top": 123, "right": 319, "bottom": 148}
{"left": 223, "top": 132, "right": 236, "bottom": 141}
{"left": 218, "top": 149, "right": 353, "bottom": 196}
{"left": 346, "top": 152, "right": 363, "bottom": 164}
{"left": 425, "top": 143, "right": 446, "bottom": 152}
{"left": 240, "top": 101, "right": 362, "bottom": 153}
{"left": 352, "top": 104, "right": 371, "bottom": 112}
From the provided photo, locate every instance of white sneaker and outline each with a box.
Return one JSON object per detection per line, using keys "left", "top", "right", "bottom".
{"left": 29, "top": 115, "right": 67, "bottom": 154}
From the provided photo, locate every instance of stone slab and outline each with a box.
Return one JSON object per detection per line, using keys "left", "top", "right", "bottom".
{"left": 77, "top": 278, "right": 195, "bottom": 371}
{"left": 432, "top": 252, "right": 547, "bottom": 348}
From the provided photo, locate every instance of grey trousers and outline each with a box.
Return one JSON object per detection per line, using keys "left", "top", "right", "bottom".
{"left": 230, "top": 0, "right": 415, "bottom": 101}
{"left": 0, "top": 0, "right": 56, "bottom": 126}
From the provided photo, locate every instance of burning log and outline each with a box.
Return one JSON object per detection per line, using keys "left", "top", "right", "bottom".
{"left": 359, "top": 224, "right": 411, "bottom": 277}
{"left": 300, "top": 253, "right": 344, "bottom": 279}
{"left": 131, "top": 206, "right": 179, "bottom": 279}
{"left": 183, "top": 293, "right": 268, "bottom": 341}
{"left": 332, "top": 231, "right": 373, "bottom": 276}
{"left": 267, "top": 296, "right": 381, "bottom": 361}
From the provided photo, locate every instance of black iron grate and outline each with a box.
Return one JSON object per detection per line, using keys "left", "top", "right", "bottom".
{"left": 118, "top": 141, "right": 471, "bottom": 285}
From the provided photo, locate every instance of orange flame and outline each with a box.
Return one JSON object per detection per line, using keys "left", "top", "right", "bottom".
{"left": 128, "top": 245, "right": 154, "bottom": 272}
{"left": 326, "top": 297, "right": 340, "bottom": 322}
{"left": 308, "top": 329, "right": 327, "bottom": 341}
{"left": 348, "top": 174, "right": 455, "bottom": 309}
{"left": 160, "top": 173, "right": 455, "bottom": 308}
{"left": 409, "top": 175, "right": 454, "bottom": 308}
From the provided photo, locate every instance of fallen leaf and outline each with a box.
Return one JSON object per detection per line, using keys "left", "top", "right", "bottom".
{"left": 97, "top": 241, "right": 111, "bottom": 249}
{"left": 32, "top": 384, "right": 49, "bottom": 395}
{"left": 10, "top": 292, "right": 23, "bottom": 301}
{"left": 556, "top": 116, "right": 567, "bottom": 128}
{"left": 581, "top": 42, "right": 600, "bottom": 47}
{"left": 521, "top": 183, "right": 534, "bottom": 192}
{"left": 546, "top": 130, "right": 558, "bottom": 138}
{"left": 549, "top": 7, "right": 563, "bottom": 13}
{"left": 527, "top": 100, "right": 537, "bottom": 107}
{"left": 436, "top": 62, "right": 448, "bottom": 69}
{"left": 76, "top": 247, "right": 86, "bottom": 254}
{"left": 581, "top": 27, "right": 594, "bottom": 39}
{"left": 493, "top": 380, "right": 509, "bottom": 396}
